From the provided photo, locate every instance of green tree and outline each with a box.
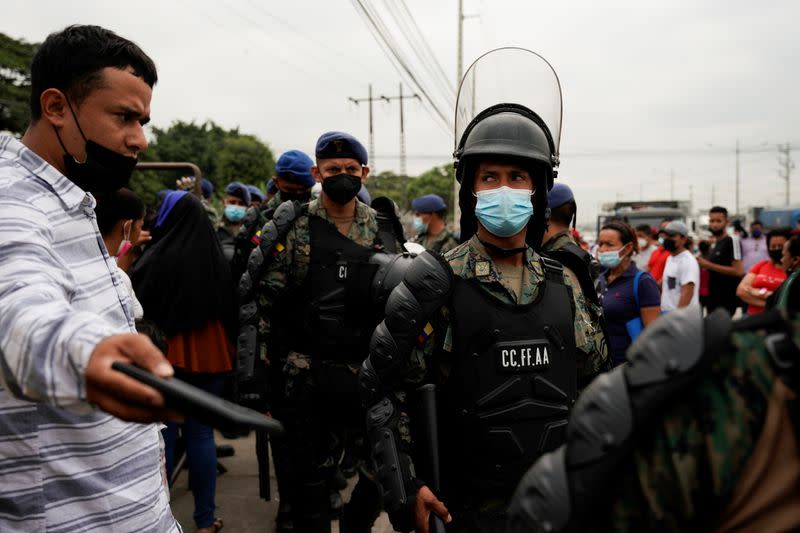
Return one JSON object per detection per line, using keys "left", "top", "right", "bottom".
{"left": 0, "top": 33, "right": 37, "bottom": 135}
{"left": 407, "top": 164, "right": 456, "bottom": 221}
{"left": 216, "top": 134, "right": 275, "bottom": 190}
{"left": 365, "top": 170, "right": 412, "bottom": 209}
{"left": 129, "top": 120, "right": 274, "bottom": 207}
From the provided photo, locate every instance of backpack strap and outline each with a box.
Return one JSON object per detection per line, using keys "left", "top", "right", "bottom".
{"left": 633, "top": 270, "right": 643, "bottom": 310}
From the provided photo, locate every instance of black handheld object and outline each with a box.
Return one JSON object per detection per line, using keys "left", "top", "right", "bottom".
{"left": 111, "top": 362, "right": 284, "bottom": 436}
{"left": 417, "top": 384, "right": 447, "bottom": 533}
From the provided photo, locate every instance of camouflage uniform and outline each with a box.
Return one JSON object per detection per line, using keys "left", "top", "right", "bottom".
{"left": 254, "top": 197, "right": 395, "bottom": 531}
{"left": 541, "top": 229, "right": 575, "bottom": 254}
{"left": 413, "top": 228, "right": 459, "bottom": 255}
{"left": 597, "top": 308, "right": 796, "bottom": 531}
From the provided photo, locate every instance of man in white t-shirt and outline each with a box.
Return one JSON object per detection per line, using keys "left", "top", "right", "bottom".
{"left": 660, "top": 221, "right": 700, "bottom": 311}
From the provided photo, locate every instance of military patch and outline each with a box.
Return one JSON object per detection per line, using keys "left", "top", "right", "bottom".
{"left": 475, "top": 261, "right": 491, "bottom": 277}
{"left": 494, "top": 340, "right": 551, "bottom": 373}
{"left": 333, "top": 139, "right": 344, "bottom": 152}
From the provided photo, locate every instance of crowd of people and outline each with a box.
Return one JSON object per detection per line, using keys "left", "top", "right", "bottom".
{"left": 1, "top": 24, "right": 799, "bottom": 533}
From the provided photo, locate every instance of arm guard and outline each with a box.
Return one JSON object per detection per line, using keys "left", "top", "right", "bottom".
{"left": 358, "top": 251, "right": 453, "bottom": 530}
{"left": 507, "top": 307, "right": 733, "bottom": 533}
{"left": 235, "top": 200, "right": 303, "bottom": 406}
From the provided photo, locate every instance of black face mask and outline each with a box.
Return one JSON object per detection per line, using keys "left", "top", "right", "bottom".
{"left": 769, "top": 249, "right": 784, "bottom": 263}
{"left": 280, "top": 190, "right": 311, "bottom": 203}
{"left": 322, "top": 173, "right": 362, "bottom": 205}
{"left": 710, "top": 227, "right": 725, "bottom": 237}
{"left": 54, "top": 100, "right": 138, "bottom": 193}
{"left": 663, "top": 238, "right": 678, "bottom": 252}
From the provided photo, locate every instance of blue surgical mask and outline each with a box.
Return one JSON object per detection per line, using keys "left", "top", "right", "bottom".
{"left": 597, "top": 250, "right": 623, "bottom": 269}
{"left": 414, "top": 217, "right": 428, "bottom": 235}
{"left": 474, "top": 186, "right": 533, "bottom": 238}
{"left": 224, "top": 204, "right": 247, "bottom": 223}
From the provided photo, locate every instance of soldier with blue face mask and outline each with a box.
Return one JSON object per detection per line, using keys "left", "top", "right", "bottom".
{"left": 359, "top": 48, "right": 608, "bottom": 533}
{"left": 411, "top": 194, "right": 458, "bottom": 255}
{"left": 217, "top": 181, "right": 251, "bottom": 263}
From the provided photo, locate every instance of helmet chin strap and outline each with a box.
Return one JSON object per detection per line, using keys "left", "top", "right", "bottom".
{"left": 478, "top": 237, "right": 527, "bottom": 257}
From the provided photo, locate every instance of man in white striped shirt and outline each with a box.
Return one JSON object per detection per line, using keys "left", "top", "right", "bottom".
{"left": 0, "top": 25, "right": 181, "bottom": 532}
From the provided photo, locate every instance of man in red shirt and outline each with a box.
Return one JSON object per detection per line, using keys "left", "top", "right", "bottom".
{"left": 648, "top": 221, "right": 672, "bottom": 286}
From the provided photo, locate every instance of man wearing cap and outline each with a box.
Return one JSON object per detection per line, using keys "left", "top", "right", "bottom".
{"left": 231, "top": 150, "right": 316, "bottom": 285}
{"left": 411, "top": 193, "right": 458, "bottom": 254}
{"left": 238, "top": 132, "right": 400, "bottom": 532}
{"left": 541, "top": 182, "right": 602, "bottom": 308}
{"left": 660, "top": 220, "right": 700, "bottom": 311}
{"left": 216, "top": 181, "right": 251, "bottom": 263}
{"left": 247, "top": 184, "right": 265, "bottom": 208}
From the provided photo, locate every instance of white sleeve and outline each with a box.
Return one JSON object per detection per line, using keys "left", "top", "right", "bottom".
{"left": 732, "top": 235, "right": 742, "bottom": 261}
{"left": 681, "top": 253, "right": 700, "bottom": 288}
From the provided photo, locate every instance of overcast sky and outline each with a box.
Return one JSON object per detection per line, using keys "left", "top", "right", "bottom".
{"left": 5, "top": 0, "right": 798, "bottom": 225}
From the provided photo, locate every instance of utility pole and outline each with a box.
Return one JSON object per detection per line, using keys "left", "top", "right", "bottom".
{"left": 348, "top": 84, "right": 376, "bottom": 170}
{"left": 735, "top": 138, "right": 740, "bottom": 215}
{"left": 378, "top": 84, "right": 420, "bottom": 176}
{"left": 778, "top": 142, "right": 795, "bottom": 206}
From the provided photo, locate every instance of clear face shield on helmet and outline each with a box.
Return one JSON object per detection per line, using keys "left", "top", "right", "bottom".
{"left": 454, "top": 47, "right": 564, "bottom": 170}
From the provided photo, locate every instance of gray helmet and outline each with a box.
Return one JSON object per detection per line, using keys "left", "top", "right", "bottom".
{"left": 454, "top": 104, "right": 557, "bottom": 189}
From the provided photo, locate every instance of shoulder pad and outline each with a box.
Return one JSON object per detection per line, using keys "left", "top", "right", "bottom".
{"left": 238, "top": 200, "right": 305, "bottom": 299}
{"left": 364, "top": 251, "right": 453, "bottom": 394}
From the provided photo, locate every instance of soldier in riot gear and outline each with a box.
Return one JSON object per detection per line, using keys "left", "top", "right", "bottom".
{"left": 507, "top": 269, "right": 800, "bottom": 533}
{"left": 230, "top": 149, "right": 316, "bottom": 284}
{"left": 236, "top": 131, "right": 405, "bottom": 533}
{"left": 541, "top": 182, "right": 601, "bottom": 305}
{"left": 359, "top": 48, "right": 609, "bottom": 533}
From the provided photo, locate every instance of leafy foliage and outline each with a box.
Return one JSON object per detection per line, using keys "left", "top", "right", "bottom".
{"left": 130, "top": 120, "right": 274, "bottom": 207}
{"left": 0, "top": 33, "right": 37, "bottom": 135}
{"left": 365, "top": 163, "right": 456, "bottom": 221}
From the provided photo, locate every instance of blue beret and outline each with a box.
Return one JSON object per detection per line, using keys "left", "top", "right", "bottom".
{"left": 200, "top": 178, "right": 214, "bottom": 199}
{"left": 315, "top": 131, "right": 368, "bottom": 165}
{"left": 275, "top": 150, "right": 315, "bottom": 187}
{"left": 411, "top": 194, "right": 447, "bottom": 213}
{"left": 547, "top": 183, "right": 574, "bottom": 209}
{"left": 267, "top": 179, "right": 278, "bottom": 194}
{"left": 246, "top": 184, "right": 264, "bottom": 203}
{"left": 357, "top": 185, "right": 371, "bottom": 205}
{"left": 225, "top": 181, "right": 251, "bottom": 205}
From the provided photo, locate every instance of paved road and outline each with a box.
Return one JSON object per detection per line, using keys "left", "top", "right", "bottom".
{"left": 170, "top": 431, "right": 394, "bottom": 532}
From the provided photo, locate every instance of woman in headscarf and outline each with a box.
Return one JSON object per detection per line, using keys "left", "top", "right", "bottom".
{"left": 131, "top": 190, "right": 235, "bottom": 533}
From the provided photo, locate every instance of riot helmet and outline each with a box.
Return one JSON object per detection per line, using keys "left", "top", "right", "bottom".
{"left": 453, "top": 47, "right": 563, "bottom": 250}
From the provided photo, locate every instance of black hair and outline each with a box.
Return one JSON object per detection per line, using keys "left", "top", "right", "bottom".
{"left": 635, "top": 224, "right": 653, "bottom": 235}
{"left": 767, "top": 227, "right": 792, "bottom": 247}
{"left": 95, "top": 188, "right": 145, "bottom": 237}
{"left": 549, "top": 201, "right": 576, "bottom": 227}
{"left": 601, "top": 220, "right": 640, "bottom": 254}
{"left": 751, "top": 219, "right": 763, "bottom": 227}
{"left": 433, "top": 208, "right": 447, "bottom": 220}
{"left": 709, "top": 206, "right": 728, "bottom": 218}
{"left": 30, "top": 25, "right": 157, "bottom": 120}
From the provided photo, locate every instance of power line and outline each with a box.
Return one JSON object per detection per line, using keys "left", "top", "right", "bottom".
{"left": 350, "top": 0, "right": 452, "bottom": 134}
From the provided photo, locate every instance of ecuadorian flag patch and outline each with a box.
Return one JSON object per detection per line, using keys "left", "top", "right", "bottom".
{"left": 416, "top": 322, "right": 433, "bottom": 345}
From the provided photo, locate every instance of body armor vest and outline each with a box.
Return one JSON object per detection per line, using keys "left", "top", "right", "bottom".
{"left": 440, "top": 259, "right": 576, "bottom": 501}
{"left": 292, "top": 215, "right": 384, "bottom": 363}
